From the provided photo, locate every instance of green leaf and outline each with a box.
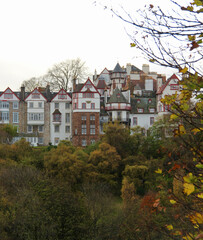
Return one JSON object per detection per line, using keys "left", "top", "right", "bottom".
{"left": 130, "top": 43, "right": 136, "bottom": 47}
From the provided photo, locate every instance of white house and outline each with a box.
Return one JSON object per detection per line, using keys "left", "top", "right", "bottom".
{"left": 50, "top": 89, "right": 72, "bottom": 145}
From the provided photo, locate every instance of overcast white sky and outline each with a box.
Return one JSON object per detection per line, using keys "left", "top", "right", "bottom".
{"left": 0, "top": 0, "right": 179, "bottom": 91}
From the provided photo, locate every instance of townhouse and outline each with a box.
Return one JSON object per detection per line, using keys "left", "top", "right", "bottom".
{"left": 0, "top": 63, "right": 180, "bottom": 147}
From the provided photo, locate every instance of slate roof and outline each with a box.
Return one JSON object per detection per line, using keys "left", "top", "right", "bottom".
{"left": 131, "top": 96, "right": 156, "bottom": 114}
{"left": 113, "top": 63, "right": 126, "bottom": 73}
{"left": 131, "top": 65, "right": 142, "bottom": 72}
{"left": 107, "top": 88, "right": 128, "bottom": 103}
{"left": 96, "top": 79, "right": 108, "bottom": 89}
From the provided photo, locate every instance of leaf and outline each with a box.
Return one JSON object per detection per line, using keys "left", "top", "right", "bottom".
{"left": 197, "top": 193, "right": 203, "bottom": 198}
{"left": 192, "top": 128, "right": 202, "bottom": 134}
{"left": 189, "top": 212, "right": 203, "bottom": 224}
{"left": 170, "top": 114, "right": 179, "bottom": 120}
{"left": 179, "top": 125, "right": 186, "bottom": 135}
{"left": 166, "top": 224, "right": 173, "bottom": 230}
{"left": 183, "top": 173, "right": 194, "bottom": 183}
{"left": 193, "top": 0, "right": 203, "bottom": 6}
{"left": 190, "top": 41, "right": 199, "bottom": 50}
{"left": 170, "top": 199, "right": 177, "bottom": 204}
{"left": 183, "top": 183, "right": 195, "bottom": 195}
{"left": 149, "top": 59, "right": 156, "bottom": 62}
{"left": 130, "top": 43, "right": 136, "bottom": 47}
{"left": 180, "top": 67, "right": 188, "bottom": 73}
{"left": 188, "top": 35, "right": 196, "bottom": 41}
{"left": 155, "top": 168, "right": 162, "bottom": 174}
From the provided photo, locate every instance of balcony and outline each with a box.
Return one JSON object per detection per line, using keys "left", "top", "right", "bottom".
{"left": 108, "top": 117, "right": 131, "bottom": 126}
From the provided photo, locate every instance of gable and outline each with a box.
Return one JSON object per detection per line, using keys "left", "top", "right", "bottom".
{"left": 51, "top": 89, "right": 71, "bottom": 102}
{"left": 0, "top": 87, "right": 20, "bottom": 101}
{"left": 25, "top": 88, "right": 47, "bottom": 101}
{"left": 80, "top": 78, "right": 100, "bottom": 95}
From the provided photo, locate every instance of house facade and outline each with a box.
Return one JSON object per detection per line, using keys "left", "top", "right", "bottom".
{"left": 0, "top": 63, "right": 180, "bottom": 147}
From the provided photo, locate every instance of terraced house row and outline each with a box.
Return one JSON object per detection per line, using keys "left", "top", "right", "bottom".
{"left": 0, "top": 63, "right": 180, "bottom": 146}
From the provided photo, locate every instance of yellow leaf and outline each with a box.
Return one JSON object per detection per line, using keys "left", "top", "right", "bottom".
{"left": 183, "top": 234, "right": 193, "bottom": 240}
{"left": 149, "top": 59, "right": 156, "bottom": 62}
{"left": 166, "top": 224, "right": 173, "bottom": 230}
{"left": 189, "top": 212, "right": 203, "bottom": 224}
{"left": 179, "top": 125, "right": 186, "bottom": 135}
{"left": 170, "top": 199, "right": 177, "bottom": 204}
{"left": 183, "top": 183, "right": 195, "bottom": 195}
{"left": 155, "top": 168, "right": 162, "bottom": 174}
{"left": 170, "top": 114, "right": 179, "bottom": 120}
{"left": 130, "top": 43, "right": 136, "bottom": 47}
{"left": 183, "top": 173, "right": 194, "bottom": 183}
{"left": 180, "top": 67, "right": 188, "bottom": 73}
{"left": 197, "top": 193, "right": 203, "bottom": 198}
{"left": 192, "top": 128, "right": 201, "bottom": 134}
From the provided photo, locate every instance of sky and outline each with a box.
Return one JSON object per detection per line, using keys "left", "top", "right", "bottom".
{"left": 0, "top": 0, "right": 179, "bottom": 91}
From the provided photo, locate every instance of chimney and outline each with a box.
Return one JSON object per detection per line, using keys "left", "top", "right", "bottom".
{"left": 46, "top": 85, "right": 51, "bottom": 100}
{"left": 157, "top": 77, "right": 163, "bottom": 90}
{"left": 142, "top": 64, "right": 149, "bottom": 74}
{"left": 73, "top": 78, "right": 76, "bottom": 92}
{"left": 126, "top": 63, "right": 131, "bottom": 75}
{"left": 21, "top": 85, "right": 25, "bottom": 100}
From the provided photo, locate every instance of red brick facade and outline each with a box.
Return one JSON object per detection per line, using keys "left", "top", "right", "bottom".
{"left": 72, "top": 112, "right": 100, "bottom": 146}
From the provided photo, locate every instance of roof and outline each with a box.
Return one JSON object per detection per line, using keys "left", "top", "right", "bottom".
{"left": 96, "top": 79, "right": 108, "bottom": 89}
{"left": 131, "top": 96, "right": 157, "bottom": 114}
{"left": 131, "top": 65, "right": 142, "bottom": 72}
{"left": 107, "top": 88, "right": 128, "bottom": 103}
{"left": 157, "top": 73, "right": 179, "bottom": 94}
{"left": 113, "top": 63, "right": 126, "bottom": 73}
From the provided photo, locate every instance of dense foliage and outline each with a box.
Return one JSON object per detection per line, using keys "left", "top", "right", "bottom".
{"left": 0, "top": 114, "right": 202, "bottom": 239}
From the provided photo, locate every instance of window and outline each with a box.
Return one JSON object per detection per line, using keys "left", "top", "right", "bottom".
{"left": 82, "top": 103, "right": 86, "bottom": 109}
{"left": 83, "top": 93, "right": 94, "bottom": 98}
{"left": 65, "top": 102, "right": 70, "bottom": 109}
{"left": 13, "top": 102, "right": 19, "bottom": 109}
{"left": 27, "top": 125, "right": 33, "bottom": 133}
{"left": 53, "top": 112, "right": 61, "bottom": 122}
{"left": 4, "top": 93, "right": 13, "bottom": 99}
{"left": 138, "top": 108, "right": 143, "bottom": 113}
{"left": 65, "top": 125, "right": 70, "bottom": 133}
{"left": 90, "top": 115, "right": 95, "bottom": 121}
{"left": 55, "top": 102, "right": 59, "bottom": 109}
{"left": 137, "top": 99, "right": 141, "bottom": 103}
{"left": 82, "top": 139, "right": 87, "bottom": 147}
{"left": 29, "top": 102, "right": 34, "bottom": 108}
{"left": 91, "top": 103, "right": 95, "bottom": 109}
{"left": 0, "top": 112, "right": 9, "bottom": 121}
{"left": 38, "top": 125, "right": 44, "bottom": 132}
{"left": 38, "top": 102, "right": 43, "bottom": 108}
{"left": 32, "top": 90, "right": 40, "bottom": 99}
{"left": 54, "top": 125, "right": 60, "bottom": 133}
{"left": 74, "top": 103, "right": 77, "bottom": 109}
{"left": 170, "top": 84, "right": 179, "bottom": 90}
{"left": 13, "top": 112, "right": 19, "bottom": 123}
{"left": 90, "top": 139, "right": 95, "bottom": 145}
{"left": 117, "top": 111, "right": 122, "bottom": 120}
{"left": 0, "top": 102, "right": 9, "bottom": 109}
{"left": 159, "top": 105, "right": 162, "bottom": 112}
{"left": 28, "top": 113, "right": 44, "bottom": 121}
{"left": 58, "top": 91, "right": 67, "bottom": 99}
{"left": 38, "top": 137, "right": 43, "bottom": 144}
{"left": 90, "top": 125, "right": 95, "bottom": 135}
{"left": 133, "top": 117, "right": 137, "bottom": 125}
{"left": 65, "top": 113, "right": 70, "bottom": 123}
{"left": 149, "top": 108, "right": 155, "bottom": 113}
{"left": 148, "top": 99, "right": 152, "bottom": 103}
{"left": 82, "top": 125, "right": 87, "bottom": 135}
{"left": 81, "top": 115, "right": 86, "bottom": 121}
{"left": 150, "top": 117, "right": 154, "bottom": 125}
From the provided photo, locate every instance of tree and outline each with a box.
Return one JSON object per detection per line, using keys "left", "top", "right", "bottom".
{"left": 45, "top": 58, "right": 89, "bottom": 91}
{"left": 0, "top": 124, "right": 17, "bottom": 144}
{"left": 21, "top": 76, "right": 44, "bottom": 91}
{"left": 108, "top": 1, "right": 203, "bottom": 239}
{"left": 110, "top": 0, "right": 203, "bottom": 75}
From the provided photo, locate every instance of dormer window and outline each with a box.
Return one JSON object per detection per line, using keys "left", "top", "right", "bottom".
{"left": 137, "top": 99, "right": 141, "bottom": 103}
{"left": 58, "top": 90, "right": 67, "bottom": 99}
{"left": 148, "top": 99, "right": 152, "bottom": 104}
{"left": 138, "top": 108, "right": 143, "bottom": 113}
